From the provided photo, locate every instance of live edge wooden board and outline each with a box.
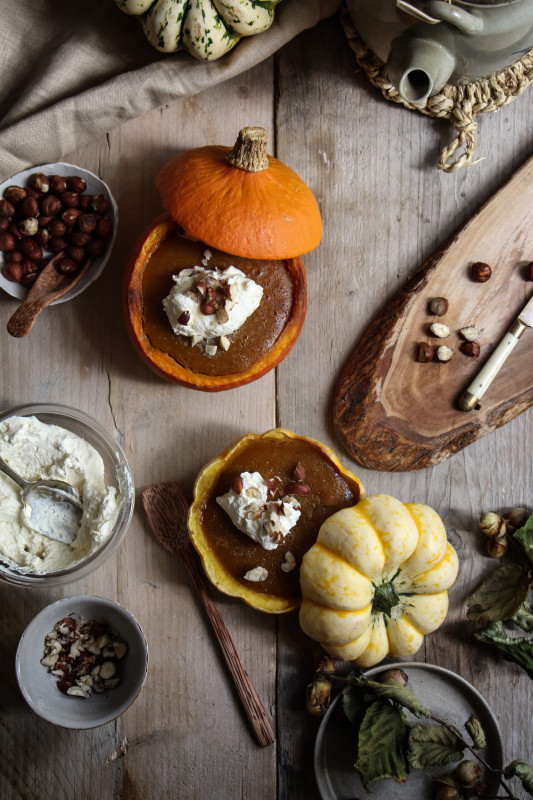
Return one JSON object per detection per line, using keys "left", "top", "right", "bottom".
{"left": 334, "top": 155, "right": 533, "bottom": 472}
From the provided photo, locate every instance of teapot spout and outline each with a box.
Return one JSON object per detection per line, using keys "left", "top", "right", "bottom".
{"left": 387, "top": 35, "right": 455, "bottom": 105}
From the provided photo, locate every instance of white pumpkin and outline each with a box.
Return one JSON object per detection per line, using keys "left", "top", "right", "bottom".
{"left": 114, "top": 0, "right": 282, "bottom": 60}
{"left": 299, "top": 494, "right": 459, "bottom": 667}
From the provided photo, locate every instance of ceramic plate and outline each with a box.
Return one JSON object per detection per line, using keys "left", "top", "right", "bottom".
{"left": 314, "top": 662, "right": 504, "bottom": 800}
{"left": 0, "top": 162, "right": 118, "bottom": 304}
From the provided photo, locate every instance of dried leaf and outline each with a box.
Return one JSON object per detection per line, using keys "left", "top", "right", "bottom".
{"left": 407, "top": 723, "right": 464, "bottom": 770}
{"left": 467, "top": 563, "right": 533, "bottom": 625}
{"left": 504, "top": 759, "right": 533, "bottom": 793}
{"left": 465, "top": 715, "right": 487, "bottom": 749}
{"left": 512, "top": 512, "right": 533, "bottom": 567}
{"left": 475, "top": 621, "right": 533, "bottom": 679}
{"left": 355, "top": 675, "right": 431, "bottom": 719}
{"left": 512, "top": 601, "right": 533, "bottom": 633}
{"left": 355, "top": 698, "right": 409, "bottom": 788}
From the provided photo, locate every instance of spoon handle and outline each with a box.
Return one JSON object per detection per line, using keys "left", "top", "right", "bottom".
{"left": 0, "top": 455, "right": 26, "bottom": 490}
{"left": 179, "top": 543, "right": 275, "bottom": 747}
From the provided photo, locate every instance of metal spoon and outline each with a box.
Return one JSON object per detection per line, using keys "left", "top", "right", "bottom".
{"left": 0, "top": 456, "right": 83, "bottom": 544}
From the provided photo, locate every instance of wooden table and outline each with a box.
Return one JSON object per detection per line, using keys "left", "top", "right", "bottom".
{"left": 1, "top": 13, "right": 532, "bottom": 800}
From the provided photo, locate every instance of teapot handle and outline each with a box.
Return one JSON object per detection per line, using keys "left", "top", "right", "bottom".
{"left": 396, "top": 0, "right": 483, "bottom": 34}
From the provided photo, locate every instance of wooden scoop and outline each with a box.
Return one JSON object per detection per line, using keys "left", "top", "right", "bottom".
{"left": 142, "top": 480, "right": 275, "bottom": 748}
{"left": 7, "top": 253, "right": 92, "bottom": 338}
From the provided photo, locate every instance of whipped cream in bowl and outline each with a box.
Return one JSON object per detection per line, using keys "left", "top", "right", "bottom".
{"left": 0, "top": 403, "right": 135, "bottom": 587}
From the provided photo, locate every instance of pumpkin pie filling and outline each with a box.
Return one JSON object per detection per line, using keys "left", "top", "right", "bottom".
{"left": 141, "top": 232, "right": 295, "bottom": 376}
{"left": 194, "top": 436, "right": 361, "bottom": 601}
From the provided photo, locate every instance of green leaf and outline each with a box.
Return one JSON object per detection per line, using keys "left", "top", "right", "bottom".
{"left": 513, "top": 601, "right": 533, "bottom": 633}
{"left": 407, "top": 723, "right": 464, "bottom": 770}
{"left": 355, "top": 698, "right": 409, "bottom": 788}
{"left": 513, "top": 512, "right": 533, "bottom": 567}
{"left": 465, "top": 715, "right": 487, "bottom": 749}
{"left": 342, "top": 684, "right": 370, "bottom": 728}
{"left": 475, "top": 621, "right": 533, "bottom": 679}
{"left": 504, "top": 759, "right": 533, "bottom": 793}
{"left": 467, "top": 563, "right": 533, "bottom": 625}
{"left": 355, "top": 676, "right": 431, "bottom": 719}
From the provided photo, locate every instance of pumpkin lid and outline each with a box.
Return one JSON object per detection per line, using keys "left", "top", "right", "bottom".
{"left": 155, "top": 127, "right": 323, "bottom": 260}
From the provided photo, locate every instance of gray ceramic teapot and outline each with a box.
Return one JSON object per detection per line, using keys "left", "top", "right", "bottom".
{"left": 346, "top": 0, "right": 533, "bottom": 105}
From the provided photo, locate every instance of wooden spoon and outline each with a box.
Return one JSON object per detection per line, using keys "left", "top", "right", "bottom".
{"left": 142, "top": 480, "right": 275, "bottom": 747}
{"left": 7, "top": 253, "right": 92, "bottom": 338}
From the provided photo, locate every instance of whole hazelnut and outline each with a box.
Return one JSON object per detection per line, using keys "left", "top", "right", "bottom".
{"left": 428, "top": 297, "right": 449, "bottom": 316}
{"left": 460, "top": 341, "right": 481, "bottom": 358}
{"left": 417, "top": 342, "right": 435, "bottom": 362}
{"left": 471, "top": 261, "right": 492, "bottom": 282}
{"left": 38, "top": 215, "right": 53, "bottom": 228}
{"left": 25, "top": 187, "right": 43, "bottom": 201}
{"left": 9, "top": 221, "right": 23, "bottom": 240}
{"left": 21, "top": 270, "right": 38, "bottom": 288}
{"left": 28, "top": 172, "right": 50, "bottom": 193}
{"left": 0, "top": 198, "right": 15, "bottom": 218}
{"left": 5, "top": 250, "right": 23, "bottom": 264}
{"left": 78, "top": 194, "right": 92, "bottom": 211}
{"left": 96, "top": 216, "right": 113, "bottom": 239}
{"left": 56, "top": 257, "right": 78, "bottom": 275}
{"left": 0, "top": 232, "right": 16, "bottom": 251}
{"left": 91, "top": 194, "right": 109, "bottom": 214}
{"left": 77, "top": 213, "right": 97, "bottom": 234}
{"left": 86, "top": 238, "right": 106, "bottom": 258}
{"left": 2, "top": 261, "right": 23, "bottom": 282}
{"left": 0, "top": 217, "right": 9, "bottom": 232}
{"left": 33, "top": 227, "right": 50, "bottom": 248}
{"left": 20, "top": 237, "right": 42, "bottom": 261}
{"left": 70, "top": 230, "right": 91, "bottom": 247}
{"left": 40, "top": 194, "right": 62, "bottom": 217}
{"left": 3, "top": 185, "right": 27, "bottom": 205}
{"left": 49, "top": 236, "right": 68, "bottom": 253}
{"left": 486, "top": 536, "right": 508, "bottom": 558}
{"left": 479, "top": 512, "right": 506, "bottom": 538}
{"left": 48, "top": 218, "right": 67, "bottom": 237}
{"left": 60, "top": 191, "right": 79, "bottom": 209}
{"left": 21, "top": 258, "right": 38, "bottom": 276}
{"left": 68, "top": 176, "right": 87, "bottom": 194}
{"left": 503, "top": 507, "right": 528, "bottom": 532}
{"left": 20, "top": 196, "right": 39, "bottom": 218}
{"left": 66, "top": 244, "right": 85, "bottom": 263}
{"left": 49, "top": 175, "right": 68, "bottom": 194}
{"left": 61, "top": 208, "right": 81, "bottom": 228}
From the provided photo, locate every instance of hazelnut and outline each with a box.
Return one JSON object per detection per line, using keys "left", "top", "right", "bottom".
{"left": 50, "top": 236, "right": 68, "bottom": 253}
{"left": 48, "top": 218, "right": 67, "bottom": 237}
{"left": 525, "top": 261, "right": 533, "bottom": 281}
{"left": 9, "top": 221, "right": 23, "bottom": 240}
{"left": 70, "top": 230, "right": 91, "bottom": 247}
{"left": 479, "top": 512, "right": 506, "bottom": 538}
{"left": 486, "top": 536, "right": 508, "bottom": 558}
{"left": 286, "top": 481, "right": 311, "bottom": 495}
{"left": 0, "top": 232, "right": 16, "bottom": 251}
{"left": 428, "top": 297, "right": 448, "bottom": 316}
{"left": 20, "top": 196, "right": 39, "bottom": 218}
{"left": 91, "top": 194, "right": 109, "bottom": 214}
{"left": 40, "top": 194, "right": 62, "bottom": 217}
{"left": 471, "top": 261, "right": 492, "bottom": 282}
{"left": 77, "top": 213, "right": 97, "bottom": 234}
{"left": 61, "top": 208, "right": 81, "bottom": 228}
{"left": 5, "top": 250, "right": 23, "bottom": 264}
{"left": 56, "top": 257, "right": 78, "bottom": 275}
{"left": 0, "top": 218, "right": 9, "bottom": 232}
{"left": 19, "top": 217, "right": 39, "bottom": 236}
{"left": 459, "top": 326, "right": 479, "bottom": 342}
{"left": 417, "top": 342, "right": 434, "bottom": 362}
{"left": 20, "top": 237, "right": 42, "bottom": 261}
{"left": 429, "top": 322, "right": 450, "bottom": 338}
{"left": 96, "top": 217, "right": 113, "bottom": 239}
{"left": 0, "top": 198, "right": 15, "bottom": 218}
{"left": 28, "top": 172, "right": 50, "bottom": 193}
{"left": 2, "top": 261, "right": 23, "bottom": 282}
{"left": 66, "top": 244, "right": 85, "bottom": 263}
{"left": 38, "top": 215, "right": 53, "bottom": 228}
{"left": 33, "top": 228, "right": 50, "bottom": 248}
{"left": 49, "top": 175, "right": 68, "bottom": 194}
{"left": 67, "top": 176, "right": 87, "bottom": 194}
{"left": 21, "top": 258, "right": 37, "bottom": 276}
{"left": 459, "top": 341, "right": 481, "bottom": 358}
{"left": 78, "top": 194, "right": 92, "bottom": 211}
{"left": 436, "top": 345, "right": 454, "bottom": 362}
{"left": 60, "top": 191, "right": 79, "bottom": 209}
{"left": 21, "top": 270, "right": 38, "bottom": 288}
{"left": 86, "top": 239, "right": 105, "bottom": 259}
{"left": 25, "top": 187, "right": 42, "bottom": 201}
{"left": 3, "top": 185, "right": 27, "bottom": 205}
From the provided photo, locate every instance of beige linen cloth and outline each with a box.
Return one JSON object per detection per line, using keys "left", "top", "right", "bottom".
{"left": 0, "top": 0, "right": 340, "bottom": 180}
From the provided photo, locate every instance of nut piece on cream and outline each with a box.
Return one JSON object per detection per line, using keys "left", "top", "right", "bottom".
{"left": 216, "top": 471, "right": 301, "bottom": 550}
{"left": 163, "top": 264, "right": 263, "bottom": 349}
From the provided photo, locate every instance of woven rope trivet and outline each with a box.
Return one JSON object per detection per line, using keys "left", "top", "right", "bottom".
{"left": 340, "top": 5, "right": 533, "bottom": 171}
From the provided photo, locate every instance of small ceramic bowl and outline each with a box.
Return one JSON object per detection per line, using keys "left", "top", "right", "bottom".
{"left": 0, "top": 403, "right": 135, "bottom": 588}
{"left": 0, "top": 162, "right": 118, "bottom": 303}
{"left": 16, "top": 595, "right": 148, "bottom": 729}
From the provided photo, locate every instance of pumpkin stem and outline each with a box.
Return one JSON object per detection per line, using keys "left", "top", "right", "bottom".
{"left": 372, "top": 581, "right": 403, "bottom": 619}
{"left": 226, "top": 127, "right": 269, "bottom": 173}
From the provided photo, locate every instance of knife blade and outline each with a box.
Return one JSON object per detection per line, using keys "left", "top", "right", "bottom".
{"left": 458, "top": 293, "right": 533, "bottom": 411}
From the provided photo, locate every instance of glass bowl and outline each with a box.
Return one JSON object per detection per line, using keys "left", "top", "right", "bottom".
{"left": 0, "top": 403, "right": 134, "bottom": 587}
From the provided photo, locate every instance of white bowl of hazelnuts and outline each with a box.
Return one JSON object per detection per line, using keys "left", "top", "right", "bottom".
{"left": 0, "top": 162, "right": 118, "bottom": 303}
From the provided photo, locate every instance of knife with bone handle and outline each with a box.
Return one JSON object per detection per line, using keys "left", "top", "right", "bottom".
{"left": 458, "top": 293, "right": 533, "bottom": 411}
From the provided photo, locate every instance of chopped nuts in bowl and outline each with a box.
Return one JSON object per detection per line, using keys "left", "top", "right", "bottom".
{"left": 15, "top": 595, "right": 148, "bottom": 729}
{"left": 0, "top": 162, "right": 118, "bottom": 303}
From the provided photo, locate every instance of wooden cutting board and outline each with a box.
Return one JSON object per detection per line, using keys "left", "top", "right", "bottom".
{"left": 333, "top": 155, "right": 533, "bottom": 472}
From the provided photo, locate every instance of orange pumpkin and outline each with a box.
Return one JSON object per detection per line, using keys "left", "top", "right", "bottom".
{"left": 155, "top": 126, "right": 322, "bottom": 260}
{"left": 124, "top": 127, "right": 320, "bottom": 391}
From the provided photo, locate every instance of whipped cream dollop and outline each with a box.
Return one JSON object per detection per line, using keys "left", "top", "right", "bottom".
{"left": 163, "top": 262, "right": 263, "bottom": 349}
{"left": 0, "top": 415, "right": 120, "bottom": 574}
{"left": 216, "top": 471, "right": 301, "bottom": 550}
